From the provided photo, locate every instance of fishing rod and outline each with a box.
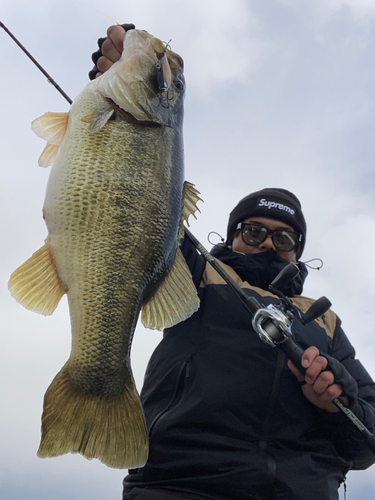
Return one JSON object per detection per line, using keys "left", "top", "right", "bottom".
{"left": 0, "top": 20, "right": 73, "bottom": 104}
{"left": 184, "top": 226, "right": 375, "bottom": 454}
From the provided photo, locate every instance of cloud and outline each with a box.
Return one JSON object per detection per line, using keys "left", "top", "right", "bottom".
{"left": 279, "top": 0, "right": 375, "bottom": 21}
{"left": 322, "top": 0, "right": 375, "bottom": 18}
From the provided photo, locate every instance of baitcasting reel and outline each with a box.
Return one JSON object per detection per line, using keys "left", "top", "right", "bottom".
{"left": 250, "top": 263, "right": 332, "bottom": 351}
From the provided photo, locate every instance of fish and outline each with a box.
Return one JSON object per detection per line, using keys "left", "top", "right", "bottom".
{"left": 8, "top": 29, "right": 201, "bottom": 469}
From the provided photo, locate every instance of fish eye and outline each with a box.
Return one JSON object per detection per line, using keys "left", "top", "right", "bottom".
{"left": 173, "top": 79, "right": 184, "bottom": 91}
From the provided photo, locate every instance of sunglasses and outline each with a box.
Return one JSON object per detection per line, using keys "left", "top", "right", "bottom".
{"left": 236, "top": 222, "right": 302, "bottom": 252}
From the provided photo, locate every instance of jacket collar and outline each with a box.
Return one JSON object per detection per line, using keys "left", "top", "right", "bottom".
{"left": 210, "top": 245, "right": 308, "bottom": 296}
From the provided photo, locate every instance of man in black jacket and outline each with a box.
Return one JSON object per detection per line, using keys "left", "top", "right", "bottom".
{"left": 90, "top": 26, "right": 375, "bottom": 500}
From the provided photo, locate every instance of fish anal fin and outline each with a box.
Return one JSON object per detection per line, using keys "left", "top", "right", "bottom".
{"left": 8, "top": 238, "right": 65, "bottom": 316}
{"left": 31, "top": 112, "right": 69, "bottom": 145}
{"left": 179, "top": 181, "right": 203, "bottom": 240}
{"left": 37, "top": 364, "right": 148, "bottom": 469}
{"left": 38, "top": 143, "right": 60, "bottom": 168}
{"left": 141, "top": 247, "right": 200, "bottom": 330}
{"left": 80, "top": 109, "right": 115, "bottom": 134}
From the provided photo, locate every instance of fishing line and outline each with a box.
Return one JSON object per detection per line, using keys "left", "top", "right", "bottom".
{"left": 0, "top": 20, "right": 73, "bottom": 104}
{"left": 74, "top": 0, "right": 119, "bottom": 25}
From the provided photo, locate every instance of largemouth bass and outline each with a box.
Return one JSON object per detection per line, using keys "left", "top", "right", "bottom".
{"left": 8, "top": 29, "right": 201, "bottom": 469}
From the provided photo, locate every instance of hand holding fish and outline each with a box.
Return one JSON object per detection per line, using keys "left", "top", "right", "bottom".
{"left": 90, "top": 24, "right": 130, "bottom": 79}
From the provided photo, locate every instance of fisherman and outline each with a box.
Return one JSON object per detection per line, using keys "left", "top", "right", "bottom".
{"left": 90, "top": 25, "right": 375, "bottom": 500}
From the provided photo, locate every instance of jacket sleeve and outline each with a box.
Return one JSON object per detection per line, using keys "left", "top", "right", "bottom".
{"left": 317, "top": 316, "right": 375, "bottom": 470}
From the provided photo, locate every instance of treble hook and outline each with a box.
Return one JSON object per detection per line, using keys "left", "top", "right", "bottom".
{"left": 155, "top": 39, "right": 175, "bottom": 107}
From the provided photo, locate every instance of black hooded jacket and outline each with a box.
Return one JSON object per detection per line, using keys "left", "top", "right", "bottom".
{"left": 124, "top": 239, "right": 375, "bottom": 500}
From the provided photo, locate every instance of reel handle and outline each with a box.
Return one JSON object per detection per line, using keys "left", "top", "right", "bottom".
{"left": 301, "top": 296, "right": 332, "bottom": 324}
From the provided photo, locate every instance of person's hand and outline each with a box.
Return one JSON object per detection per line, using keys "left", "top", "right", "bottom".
{"left": 288, "top": 346, "right": 349, "bottom": 412}
{"left": 89, "top": 24, "right": 134, "bottom": 80}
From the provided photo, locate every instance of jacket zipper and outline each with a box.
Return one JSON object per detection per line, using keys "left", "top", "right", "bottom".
{"left": 147, "top": 353, "right": 192, "bottom": 438}
{"left": 259, "top": 350, "right": 285, "bottom": 497}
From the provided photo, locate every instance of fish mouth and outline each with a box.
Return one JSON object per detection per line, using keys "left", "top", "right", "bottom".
{"left": 97, "top": 29, "right": 184, "bottom": 126}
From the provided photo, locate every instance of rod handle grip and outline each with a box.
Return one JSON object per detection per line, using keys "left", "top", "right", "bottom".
{"left": 278, "top": 337, "right": 306, "bottom": 374}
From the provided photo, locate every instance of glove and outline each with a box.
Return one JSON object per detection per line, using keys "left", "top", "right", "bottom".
{"left": 321, "top": 353, "right": 358, "bottom": 402}
{"left": 88, "top": 23, "right": 135, "bottom": 80}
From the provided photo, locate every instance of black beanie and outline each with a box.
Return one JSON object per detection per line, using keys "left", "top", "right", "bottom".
{"left": 226, "top": 188, "right": 307, "bottom": 257}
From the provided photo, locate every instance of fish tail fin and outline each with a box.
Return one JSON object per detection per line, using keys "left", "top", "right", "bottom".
{"left": 8, "top": 238, "right": 65, "bottom": 315}
{"left": 37, "top": 364, "right": 148, "bottom": 469}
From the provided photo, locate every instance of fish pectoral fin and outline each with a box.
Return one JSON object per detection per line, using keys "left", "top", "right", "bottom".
{"left": 31, "top": 111, "right": 69, "bottom": 145}
{"left": 142, "top": 181, "right": 202, "bottom": 330}
{"left": 8, "top": 238, "right": 65, "bottom": 316}
{"left": 80, "top": 109, "right": 115, "bottom": 134}
{"left": 179, "top": 181, "right": 203, "bottom": 240}
{"left": 38, "top": 143, "right": 60, "bottom": 168}
{"left": 32, "top": 112, "right": 69, "bottom": 167}
{"left": 141, "top": 247, "right": 200, "bottom": 330}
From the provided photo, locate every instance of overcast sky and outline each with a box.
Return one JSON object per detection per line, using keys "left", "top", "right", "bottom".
{"left": 1, "top": 1, "right": 375, "bottom": 499}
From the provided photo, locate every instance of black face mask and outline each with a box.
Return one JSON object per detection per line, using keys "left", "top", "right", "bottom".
{"left": 210, "top": 246, "right": 308, "bottom": 296}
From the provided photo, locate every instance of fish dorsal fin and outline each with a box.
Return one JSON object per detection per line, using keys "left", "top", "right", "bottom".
{"left": 38, "top": 143, "right": 60, "bottom": 168}
{"left": 141, "top": 181, "right": 202, "bottom": 330}
{"left": 179, "top": 181, "right": 202, "bottom": 239}
{"left": 8, "top": 238, "right": 66, "bottom": 316}
{"left": 141, "top": 247, "right": 200, "bottom": 330}
{"left": 31, "top": 112, "right": 69, "bottom": 145}
{"left": 80, "top": 109, "right": 115, "bottom": 134}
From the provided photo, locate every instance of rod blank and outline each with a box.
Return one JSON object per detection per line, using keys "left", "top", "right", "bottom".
{"left": 0, "top": 20, "right": 72, "bottom": 104}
